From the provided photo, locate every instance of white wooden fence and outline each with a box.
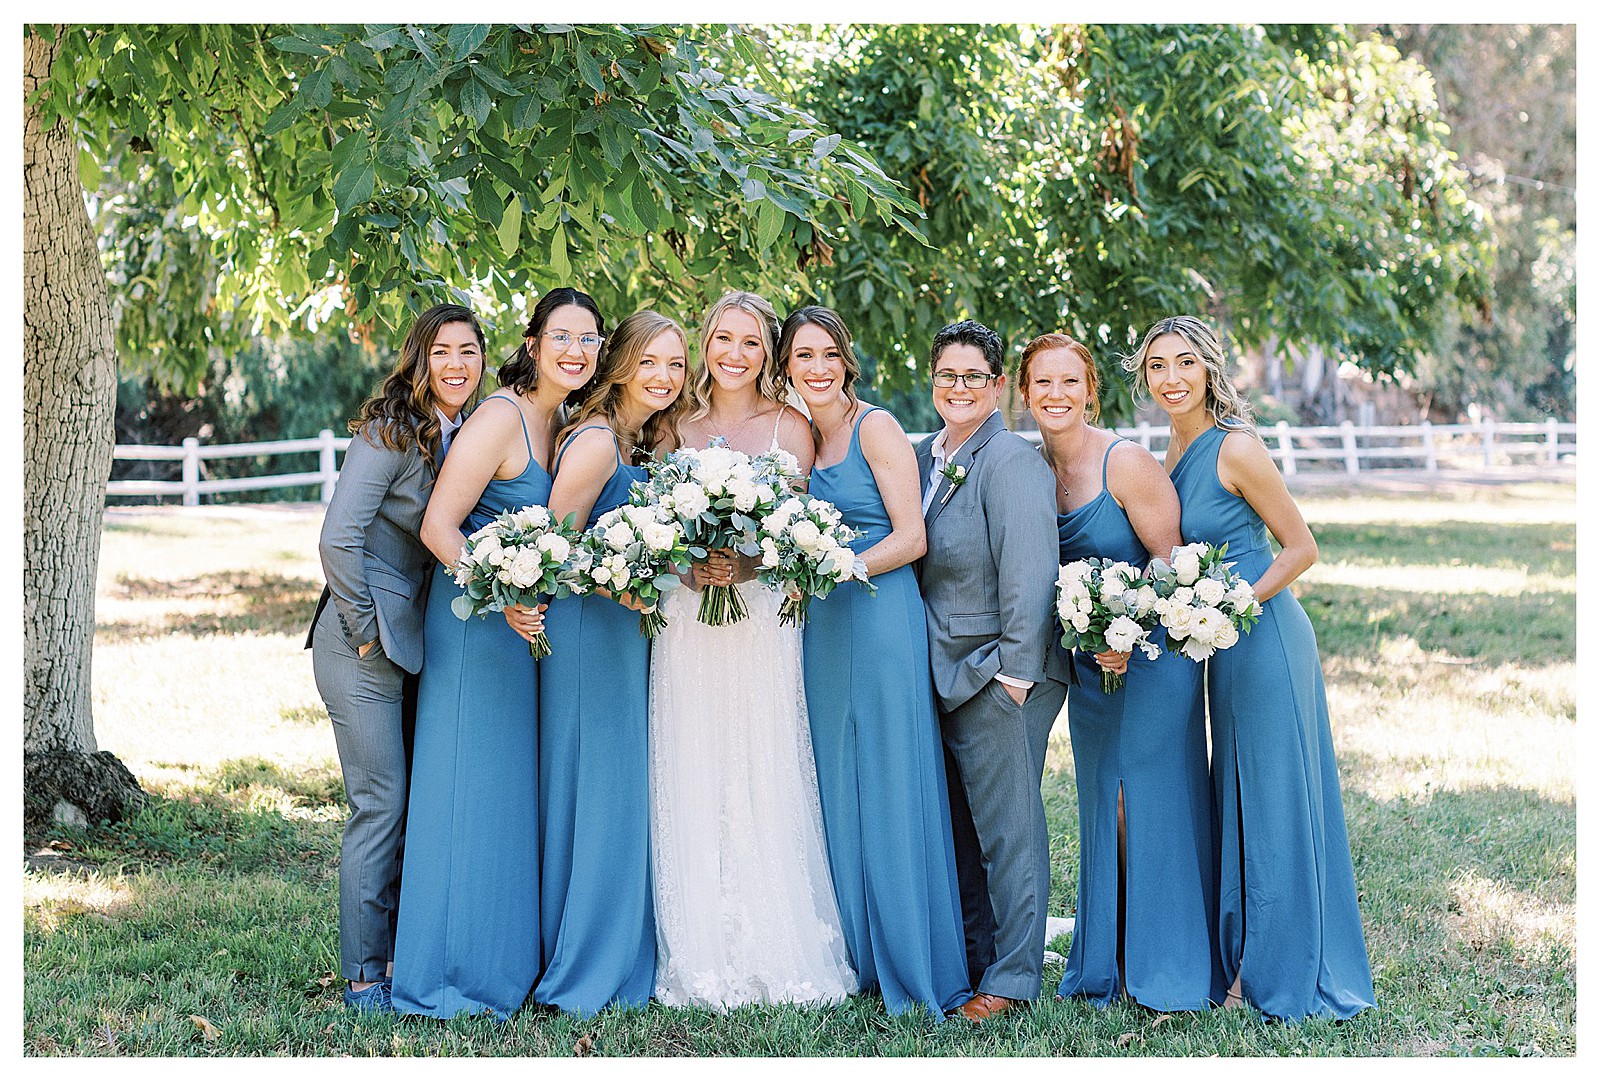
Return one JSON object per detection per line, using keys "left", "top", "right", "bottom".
{"left": 106, "top": 418, "right": 1576, "bottom": 506}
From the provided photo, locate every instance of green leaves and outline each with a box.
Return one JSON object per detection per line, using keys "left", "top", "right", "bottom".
{"left": 447, "top": 24, "right": 491, "bottom": 61}
{"left": 497, "top": 194, "right": 522, "bottom": 253}
{"left": 330, "top": 132, "right": 374, "bottom": 213}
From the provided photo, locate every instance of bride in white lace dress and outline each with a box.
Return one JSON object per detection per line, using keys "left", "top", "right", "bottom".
{"left": 648, "top": 291, "right": 858, "bottom": 1009}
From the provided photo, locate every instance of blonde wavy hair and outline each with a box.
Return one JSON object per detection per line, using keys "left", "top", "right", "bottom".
{"left": 1122, "top": 315, "right": 1257, "bottom": 433}
{"left": 685, "top": 290, "right": 784, "bottom": 420}
{"left": 556, "top": 310, "right": 690, "bottom": 461}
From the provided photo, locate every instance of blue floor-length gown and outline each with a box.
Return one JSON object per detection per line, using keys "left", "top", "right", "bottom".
{"left": 803, "top": 405, "right": 971, "bottom": 1018}
{"left": 1170, "top": 423, "right": 1374, "bottom": 1020}
{"left": 534, "top": 425, "right": 655, "bottom": 1017}
{"left": 392, "top": 400, "right": 546, "bottom": 1019}
{"left": 1054, "top": 438, "right": 1221, "bottom": 1012}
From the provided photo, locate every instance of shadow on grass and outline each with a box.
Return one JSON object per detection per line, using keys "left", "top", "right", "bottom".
{"left": 1299, "top": 583, "right": 1574, "bottom": 666}
{"left": 1314, "top": 520, "right": 1575, "bottom": 577}
{"left": 99, "top": 570, "right": 321, "bottom": 640}
{"left": 1339, "top": 779, "right": 1575, "bottom": 1053}
{"left": 1342, "top": 776, "right": 1574, "bottom": 908}
{"left": 36, "top": 757, "right": 345, "bottom": 879}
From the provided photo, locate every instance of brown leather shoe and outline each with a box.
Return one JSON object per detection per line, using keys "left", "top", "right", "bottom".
{"left": 959, "top": 992, "right": 1022, "bottom": 1021}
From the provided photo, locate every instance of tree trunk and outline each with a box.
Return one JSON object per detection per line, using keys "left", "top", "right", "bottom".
{"left": 23, "top": 26, "right": 145, "bottom": 829}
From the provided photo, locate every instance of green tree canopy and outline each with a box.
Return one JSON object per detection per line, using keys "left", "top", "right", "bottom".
{"left": 780, "top": 24, "right": 1492, "bottom": 417}
{"left": 41, "top": 22, "right": 925, "bottom": 392}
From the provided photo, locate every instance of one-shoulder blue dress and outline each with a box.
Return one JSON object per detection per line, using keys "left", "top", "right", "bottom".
{"left": 392, "top": 397, "right": 546, "bottom": 1019}
{"left": 1054, "top": 438, "right": 1220, "bottom": 1012}
{"left": 803, "top": 405, "right": 971, "bottom": 1019}
{"left": 534, "top": 425, "right": 655, "bottom": 1017}
{"left": 1169, "top": 424, "right": 1374, "bottom": 1020}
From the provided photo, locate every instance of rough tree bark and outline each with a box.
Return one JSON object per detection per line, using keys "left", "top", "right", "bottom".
{"left": 23, "top": 25, "right": 145, "bottom": 830}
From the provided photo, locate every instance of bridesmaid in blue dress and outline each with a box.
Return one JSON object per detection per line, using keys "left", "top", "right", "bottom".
{"left": 392, "top": 288, "right": 607, "bottom": 1019}
{"left": 1132, "top": 315, "right": 1374, "bottom": 1021}
{"left": 534, "top": 309, "right": 690, "bottom": 1017}
{"left": 781, "top": 306, "right": 971, "bottom": 1019}
{"left": 1018, "top": 333, "right": 1221, "bottom": 1012}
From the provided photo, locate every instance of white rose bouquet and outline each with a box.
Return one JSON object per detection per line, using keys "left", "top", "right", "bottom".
{"left": 754, "top": 492, "right": 873, "bottom": 626}
{"left": 633, "top": 440, "right": 788, "bottom": 625}
{"left": 448, "top": 504, "right": 582, "bottom": 659}
{"left": 1146, "top": 541, "right": 1263, "bottom": 662}
{"left": 1054, "top": 557, "right": 1164, "bottom": 693}
{"left": 567, "top": 502, "right": 693, "bottom": 638}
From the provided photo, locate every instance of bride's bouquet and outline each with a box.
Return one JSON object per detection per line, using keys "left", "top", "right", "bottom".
{"left": 1147, "top": 541, "right": 1263, "bottom": 662}
{"left": 634, "top": 441, "right": 793, "bottom": 625}
{"left": 448, "top": 505, "right": 582, "bottom": 659}
{"left": 567, "top": 503, "right": 693, "bottom": 638}
{"left": 755, "top": 492, "right": 872, "bottom": 626}
{"left": 1054, "top": 558, "right": 1164, "bottom": 693}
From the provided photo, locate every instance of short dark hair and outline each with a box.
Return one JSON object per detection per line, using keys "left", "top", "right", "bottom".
{"left": 930, "top": 319, "right": 1004, "bottom": 375}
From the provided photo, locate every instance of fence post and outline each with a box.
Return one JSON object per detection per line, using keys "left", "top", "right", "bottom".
{"left": 181, "top": 437, "right": 201, "bottom": 507}
{"left": 1481, "top": 417, "right": 1495, "bottom": 469}
{"left": 1421, "top": 420, "right": 1437, "bottom": 473}
{"left": 1276, "top": 420, "right": 1296, "bottom": 476}
{"left": 1547, "top": 416, "right": 1560, "bottom": 464}
{"left": 1340, "top": 420, "right": 1359, "bottom": 475}
{"left": 1137, "top": 421, "right": 1151, "bottom": 451}
{"left": 319, "top": 429, "right": 338, "bottom": 504}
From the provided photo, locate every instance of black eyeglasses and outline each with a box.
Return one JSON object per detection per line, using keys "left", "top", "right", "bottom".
{"left": 544, "top": 331, "right": 605, "bottom": 354}
{"left": 932, "top": 371, "right": 1000, "bottom": 388}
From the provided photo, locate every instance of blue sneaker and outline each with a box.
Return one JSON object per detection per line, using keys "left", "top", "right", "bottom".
{"left": 344, "top": 982, "right": 394, "bottom": 1014}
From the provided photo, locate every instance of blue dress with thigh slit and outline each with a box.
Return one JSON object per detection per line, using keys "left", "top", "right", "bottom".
{"left": 1054, "top": 438, "right": 1220, "bottom": 1012}
{"left": 1169, "top": 424, "right": 1374, "bottom": 1020}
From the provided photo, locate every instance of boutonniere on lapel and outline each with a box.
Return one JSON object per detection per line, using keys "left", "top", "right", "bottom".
{"left": 938, "top": 463, "right": 967, "bottom": 507}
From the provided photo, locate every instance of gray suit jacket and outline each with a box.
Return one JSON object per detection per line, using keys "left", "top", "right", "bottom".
{"left": 916, "top": 410, "right": 1071, "bottom": 714}
{"left": 304, "top": 421, "right": 435, "bottom": 675}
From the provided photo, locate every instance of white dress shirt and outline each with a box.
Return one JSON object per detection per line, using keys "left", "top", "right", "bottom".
{"left": 437, "top": 408, "right": 464, "bottom": 459}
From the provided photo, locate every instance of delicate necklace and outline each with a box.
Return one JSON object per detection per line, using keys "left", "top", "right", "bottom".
{"left": 709, "top": 405, "right": 762, "bottom": 447}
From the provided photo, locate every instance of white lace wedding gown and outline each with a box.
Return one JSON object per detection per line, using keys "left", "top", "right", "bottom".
{"left": 648, "top": 564, "right": 858, "bottom": 1009}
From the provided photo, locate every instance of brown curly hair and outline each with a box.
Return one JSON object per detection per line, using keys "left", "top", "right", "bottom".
{"left": 349, "top": 303, "right": 486, "bottom": 469}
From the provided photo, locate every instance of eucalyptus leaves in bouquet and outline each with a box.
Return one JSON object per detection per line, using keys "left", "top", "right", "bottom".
{"left": 449, "top": 505, "right": 582, "bottom": 659}
{"left": 635, "top": 441, "right": 789, "bottom": 625}
{"left": 1147, "top": 542, "right": 1263, "bottom": 662}
{"left": 568, "top": 503, "right": 693, "bottom": 638}
{"left": 1054, "top": 557, "right": 1163, "bottom": 693}
{"left": 755, "top": 492, "right": 872, "bottom": 626}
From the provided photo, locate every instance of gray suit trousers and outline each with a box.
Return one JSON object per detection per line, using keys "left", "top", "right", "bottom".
{"left": 312, "top": 601, "right": 411, "bottom": 982}
{"left": 941, "top": 677, "right": 1066, "bottom": 1001}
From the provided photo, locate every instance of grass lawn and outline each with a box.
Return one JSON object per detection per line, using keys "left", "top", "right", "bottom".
{"left": 23, "top": 479, "right": 1575, "bottom": 1056}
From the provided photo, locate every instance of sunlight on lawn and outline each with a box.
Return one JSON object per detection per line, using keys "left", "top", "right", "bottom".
{"left": 1306, "top": 562, "right": 1573, "bottom": 596}
{"left": 93, "top": 634, "right": 335, "bottom": 784}
{"left": 1449, "top": 867, "right": 1575, "bottom": 956}
{"left": 23, "top": 872, "right": 137, "bottom": 934}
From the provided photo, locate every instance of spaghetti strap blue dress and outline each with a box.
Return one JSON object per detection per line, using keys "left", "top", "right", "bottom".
{"left": 1054, "top": 438, "right": 1220, "bottom": 1012}
{"left": 533, "top": 425, "right": 655, "bottom": 1017}
{"left": 803, "top": 405, "right": 971, "bottom": 1019}
{"left": 392, "top": 397, "right": 546, "bottom": 1019}
{"left": 1169, "top": 424, "right": 1374, "bottom": 1020}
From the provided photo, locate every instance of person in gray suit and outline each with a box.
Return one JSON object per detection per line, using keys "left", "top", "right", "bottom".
{"left": 305, "top": 303, "right": 486, "bottom": 1012}
{"left": 914, "top": 319, "right": 1072, "bottom": 1021}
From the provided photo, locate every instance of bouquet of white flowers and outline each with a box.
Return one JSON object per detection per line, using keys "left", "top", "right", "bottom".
{"left": 633, "top": 441, "right": 793, "bottom": 625}
{"left": 566, "top": 502, "right": 693, "bottom": 638}
{"left": 754, "top": 492, "right": 872, "bottom": 626}
{"left": 1146, "top": 541, "right": 1263, "bottom": 662}
{"left": 449, "top": 505, "right": 583, "bottom": 659}
{"left": 1054, "top": 557, "right": 1164, "bottom": 693}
